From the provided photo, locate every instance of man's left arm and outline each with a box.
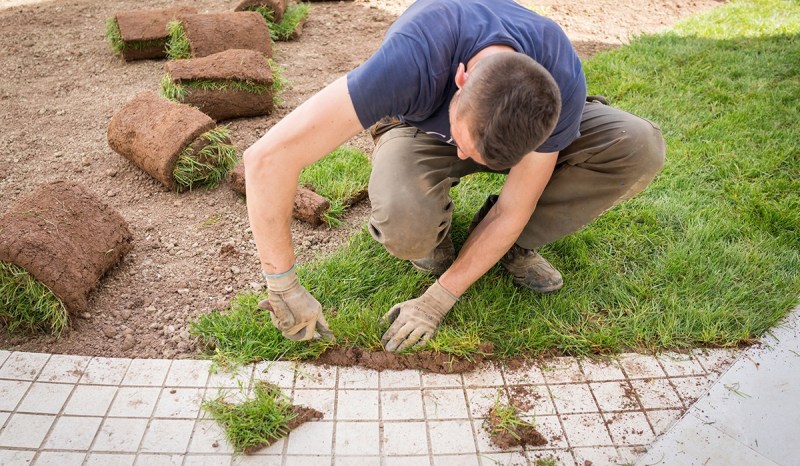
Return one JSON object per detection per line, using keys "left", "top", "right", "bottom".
{"left": 381, "top": 151, "right": 558, "bottom": 352}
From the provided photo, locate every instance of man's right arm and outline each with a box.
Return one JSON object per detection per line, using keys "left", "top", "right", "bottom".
{"left": 243, "top": 76, "right": 364, "bottom": 275}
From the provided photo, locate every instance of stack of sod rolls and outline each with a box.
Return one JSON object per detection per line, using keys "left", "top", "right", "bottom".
{"left": 106, "top": 7, "right": 197, "bottom": 61}
{"left": 0, "top": 181, "right": 133, "bottom": 334}
{"left": 162, "top": 49, "right": 274, "bottom": 121}
{"left": 166, "top": 11, "right": 272, "bottom": 60}
{"left": 107, "top": 92, "right": 239, "bottom": 192}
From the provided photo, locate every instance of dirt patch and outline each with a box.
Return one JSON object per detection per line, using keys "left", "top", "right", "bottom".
{"left": 0, "top": 0, "right": 724, "bottom": 359}
{"left": 314, "top": 343, "right": 494, "bottom": 373}
{"left": 0, "top": 181, "right": 132, "bottom": 313}
{"left": 485, "top": 405, "right": 548, "bottom": 449}
{"left": 180, "top": 11, "right": 272, "bottom": 58}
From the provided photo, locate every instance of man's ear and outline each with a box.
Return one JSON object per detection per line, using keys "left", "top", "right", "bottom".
{"left": 454, "top": 62, "right": 469, "bottom": 89}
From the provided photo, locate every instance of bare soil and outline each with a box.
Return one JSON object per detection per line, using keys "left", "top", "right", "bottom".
{"left": 0, "top": 0, "right": 724, "bottom": 359}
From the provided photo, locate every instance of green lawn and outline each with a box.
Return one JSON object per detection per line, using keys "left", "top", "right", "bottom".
{"left": 191, "top": 0, "right": 800, "bottom": 365}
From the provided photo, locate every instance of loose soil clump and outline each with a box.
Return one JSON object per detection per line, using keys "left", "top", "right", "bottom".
{"left": 0, "top": 180, "right": 133, "bottom": 314}
{"left": 485, "top": 405, "right": 548, "bottom": 449}
{"left": 229, "top": 162, "right": 332, "bottom": 226}
{"left": 107, "top": 7, "right": 197, "bottom": 61}
{"left": 171, "top": 11, "right": 272, "bottom": 59}
{"left": 163, "top": 49, "right": 274, "bottom": 121}
{"left": 314, "top": 343, "right": 494, "bottom": 373}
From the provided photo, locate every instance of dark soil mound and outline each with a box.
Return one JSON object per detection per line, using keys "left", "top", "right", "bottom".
{"left": 314, "top": 343, "right": 495, "bottom": 374}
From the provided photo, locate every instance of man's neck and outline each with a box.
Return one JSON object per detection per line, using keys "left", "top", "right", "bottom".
{"left": 466, "top": 44, "right": 516, "bottom": 71}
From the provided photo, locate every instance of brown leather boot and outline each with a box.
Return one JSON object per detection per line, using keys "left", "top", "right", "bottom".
{"left": 410, "top": 235, "right": 455, "bottom": 276}
{"left": 500, "top": 244, "right": 563, "bottom": 293}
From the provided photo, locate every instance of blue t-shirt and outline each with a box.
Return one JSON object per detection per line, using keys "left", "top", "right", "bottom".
{"left": 347, "top": 0, "right": 586, "bottom": 153}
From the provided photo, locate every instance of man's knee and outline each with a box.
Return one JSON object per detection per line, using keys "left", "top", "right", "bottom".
{"left": 619, "top": 117, "right": 666, "bottom": 178}
{"left": 368, "top": 198, "right": 452, "bottom": 260}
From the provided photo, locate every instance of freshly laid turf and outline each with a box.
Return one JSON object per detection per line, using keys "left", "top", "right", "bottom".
{"left": 173, "top": 126, "right": 239, "bottom": 191}
{"left": 0, "top": 261, "right": 68, "bottom": 336}
{"left": 298, "top": 146, "right": 371, "bottom": 226}
{"left": 192, "top": 0, "right": 800, "bottom": 364}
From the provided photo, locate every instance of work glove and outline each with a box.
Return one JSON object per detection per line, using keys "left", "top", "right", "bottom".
{"left": 381, "top": 280, "right": 458, "bottom": 352}
{"left": 260, "top": 265, "right": 335, "bottom": 342}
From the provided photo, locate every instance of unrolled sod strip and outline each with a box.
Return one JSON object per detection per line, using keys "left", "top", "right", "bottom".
{"left": 162, "top": 49, "right": 274, "bottom": 121}
{"left": 106, "top": 7, "right": 196, "bottom": 61}
{"left": 166, "top": 11, "right": 272, "bottom": 60}
{"left": 0, "top": 181, "right": 133, "bottom": 333}
{"left": 107, "top": 91, "right": 239, "bottom": 191}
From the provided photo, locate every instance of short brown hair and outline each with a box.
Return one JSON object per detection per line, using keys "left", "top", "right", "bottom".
{"left": 459, "top": 53, "right": 561, "bottom": 170}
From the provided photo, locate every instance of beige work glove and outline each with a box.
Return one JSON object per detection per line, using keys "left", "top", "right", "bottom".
{"left": 260, "top": 265, "right": 335, "bottom": 342}
{"left": 381, "top": 280, "right": 458, "bottom": 352}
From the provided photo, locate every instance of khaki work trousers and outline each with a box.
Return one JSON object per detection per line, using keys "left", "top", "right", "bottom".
{"left": 367, "top": 99, "right": 667, "bottom": 260}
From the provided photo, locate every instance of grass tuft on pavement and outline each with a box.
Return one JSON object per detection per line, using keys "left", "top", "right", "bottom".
{"left": 192, "top": 0, "right": 800, "bottom": 363}
{"left": 0, "top": 261, "right": 68, "bottom": 336}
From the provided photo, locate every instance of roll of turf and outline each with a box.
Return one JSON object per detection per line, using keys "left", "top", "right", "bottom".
{"left": 107, "top": 92, "right": 239, "bottom": 191}
{"left": 106, "top": 7, "right": 197, "bottom": 61}
{"left": 235, "top": 0, "right": 287, "bottom": 23}
{"left": 0, "top": 181, "right": 133, "bottom": 322}
{"left": 167, "top": 11, "right": 272, "bottom": 60}
{"left": 163, "top": 49, "right": 274, "bottom": 121}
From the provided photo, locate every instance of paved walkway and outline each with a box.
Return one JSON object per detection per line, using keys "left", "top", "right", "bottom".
{"left": 1, "top": 306, "right": 798, "bottom": 466}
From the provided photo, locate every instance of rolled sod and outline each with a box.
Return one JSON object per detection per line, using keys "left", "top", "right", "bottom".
{"left": 0, "top": 181, "right": 133, "bottom": 323}
{"left": 162, "top": 49, "right": 274, "bottom": 121}
{"left": 167, "top": 11, "right": 272, "bottom": 60}
{"left": 106, "top": 7, "right": 197, "bottom": 61}
{"left": 236, "top": 1, "right": 309, "bottom": 41}
{"left": 107, "top": 92, "right": 239, "bottom": 191}
{"left": 235, "top": 0, "right": 287, "bottom": 23}
{"left": 229, "top": 162, "right": 331, "bottom": 226}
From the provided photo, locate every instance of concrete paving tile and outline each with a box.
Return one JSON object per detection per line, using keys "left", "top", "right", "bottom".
{"left": 636, "top": 413, "right": 780, "bottom": 466}
{"left": 165, "top": 359, "right": 212, "bottom": 387}
{"left": 580, "top": 358, "right": 626, "bottom": 382}
{"left": 465, "top": 387, "right": 506, "bottom": 419}
{"left": 93, "top": 417, "right": 149, "bottom": 452}
{"left": 629, "top": 379, "right": 683, "bottom": 410}
{"left": 527, "top": 449, "right": 574, "bottom": 465}
{"left": 134, "top": 453, "right": 184, "bottom": 465}
{"left": 80, "top": 357, "right": 130, "bottom": 385}
{"left": 590, "top": 381, "right": 640, "bottom": 412}
{"left": 549, "top": 383, "right": 598, "bottom": 414}
{"left": 657, "top": 351, "right": 706, "bottom": 377}
{"left": 0, "top": 379, "right": 30, "bottom": 410}
{"left": 188, "top": 419, "right": 234, "bottom": 454}
{"left": 472, "top": 417, "right": 522, "bottom": 453}
{"left": 508, "top": 383, "right": 556, "bottom": 416}
{"left": 478, "top": 451, "right": 528, "bottom": 465}
{"left": 0, "top": 413, "right": 55, "bottom": 448}
{"left": 423, "top": 388, "right": 469, "bottom": 420}
{"left": 0, "top": 410, "right": 9, "bottom": 426}
{"left": 183, "top": 455, "right": 235, "bottom": 465}
{"left": 284, "top": 456, "right": 331, "bottom": 466}
{"left": 428, "top": 420, "right": 476, "bottom": 455}
{"left": 381, "top": 389, "right": 425, "bottom": 421}
{"left": 253, "top": 361, "right": 295, "bottom": 389}
{"left": 140, "top": 418, "right": 195, "bottom": 453}
{"left": 335, "top": 421, "right": 380, "bottom": 455}
{"left": 294, "top": 363, "right": 336, "bottom": 389}
{"left": 0, "top": 352, "right": 49, "bottom": 380}
{"left": 107, "top": 386, "right": 160, "bottom": 417}
{"left": 383, "top": 420, "right": 428, "bottom": 456}
{"left": 286, "top": 421, "right": 333, "bottom": 455}
{"left": 293, "top": 388, "right": 336, "bottom": 419}
{"left": 421, "top": 373, "right": 462, "bottom": 388}
{"left": 617, "top": 446, "right": 649, "bottom": 464}
{"left": 0, "top": 350, "right": 8, "bottom": 366}
{"left": 670, "top": 375, "right": 716, "bottom": 405}
{"left": 502, "top": 361, "right": 546, "bottom": 385}
{"left": 380, "top": 369, "right": 422, "bottom": 389}
{"left": 559, "top": 413, "right": 613, "bottom": 447}
{"left": 37, "top": 354, "right": 91, "bottom": 383}
{"left": 337, "top": 389, "right": 379, "bottom": 420}
{"left": 618, "top": 353, "right": 666, "bottom": 379}
{"left": 17, "top": 381, "right": 72, "bottom": 414}
{"left": 385, "top": 456, "right": 431, "bottom": 466}
{"left": 691, "top": 348, "right": 739, "bottom": 375}
{"left": 248, "top": 436, "right": 285, "bottom": 455}
{"left": 432, "top": 454, "right": 480, "bottom": 465}
{"left": 43, "top": 415, "right": 103, "bottom": 450}
{"left": 333, "top": 457, "right": 381, "bottom": 466}
{"left": 542, "top": 357, "right": 585, "bottom": 383}
{"left": 604, "top": 411, "right": 656, "bottom": 445}
{"left": 0, "top": 449, "right": 35, "bottom": 465}
{"left": 84, "top": 453, "right": 136, "bottom": 466}
{"left": 121, "top": 359, "right": 171, "bottom": 386}
{"left": 646, "top": 409, "right": 684, "bottom": 436}
{"left": 34, "top": 451, "right": 86, "bottom": 465}
{"left": 207, "top": 365, "right": 254, "bottom": 390}
{"left": 461, "top": 362, "right": 504, "bottom": 388}
{"left": 63, "top": 384, "right": 116, "bottom": 416}
{"left": 338, "top": 366, "right": 378, "bottom": 389}
{"left": 153, "top": 387, "right": 204, "bottom": 419}
{"left": 234, "top": 455, "right": 282, "bottom": 465}
{"left": 521, "top": 414, "right": 567, "bottom": 449}
{"left": 571, "top": 446, "right": 620, "bottom": 466}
